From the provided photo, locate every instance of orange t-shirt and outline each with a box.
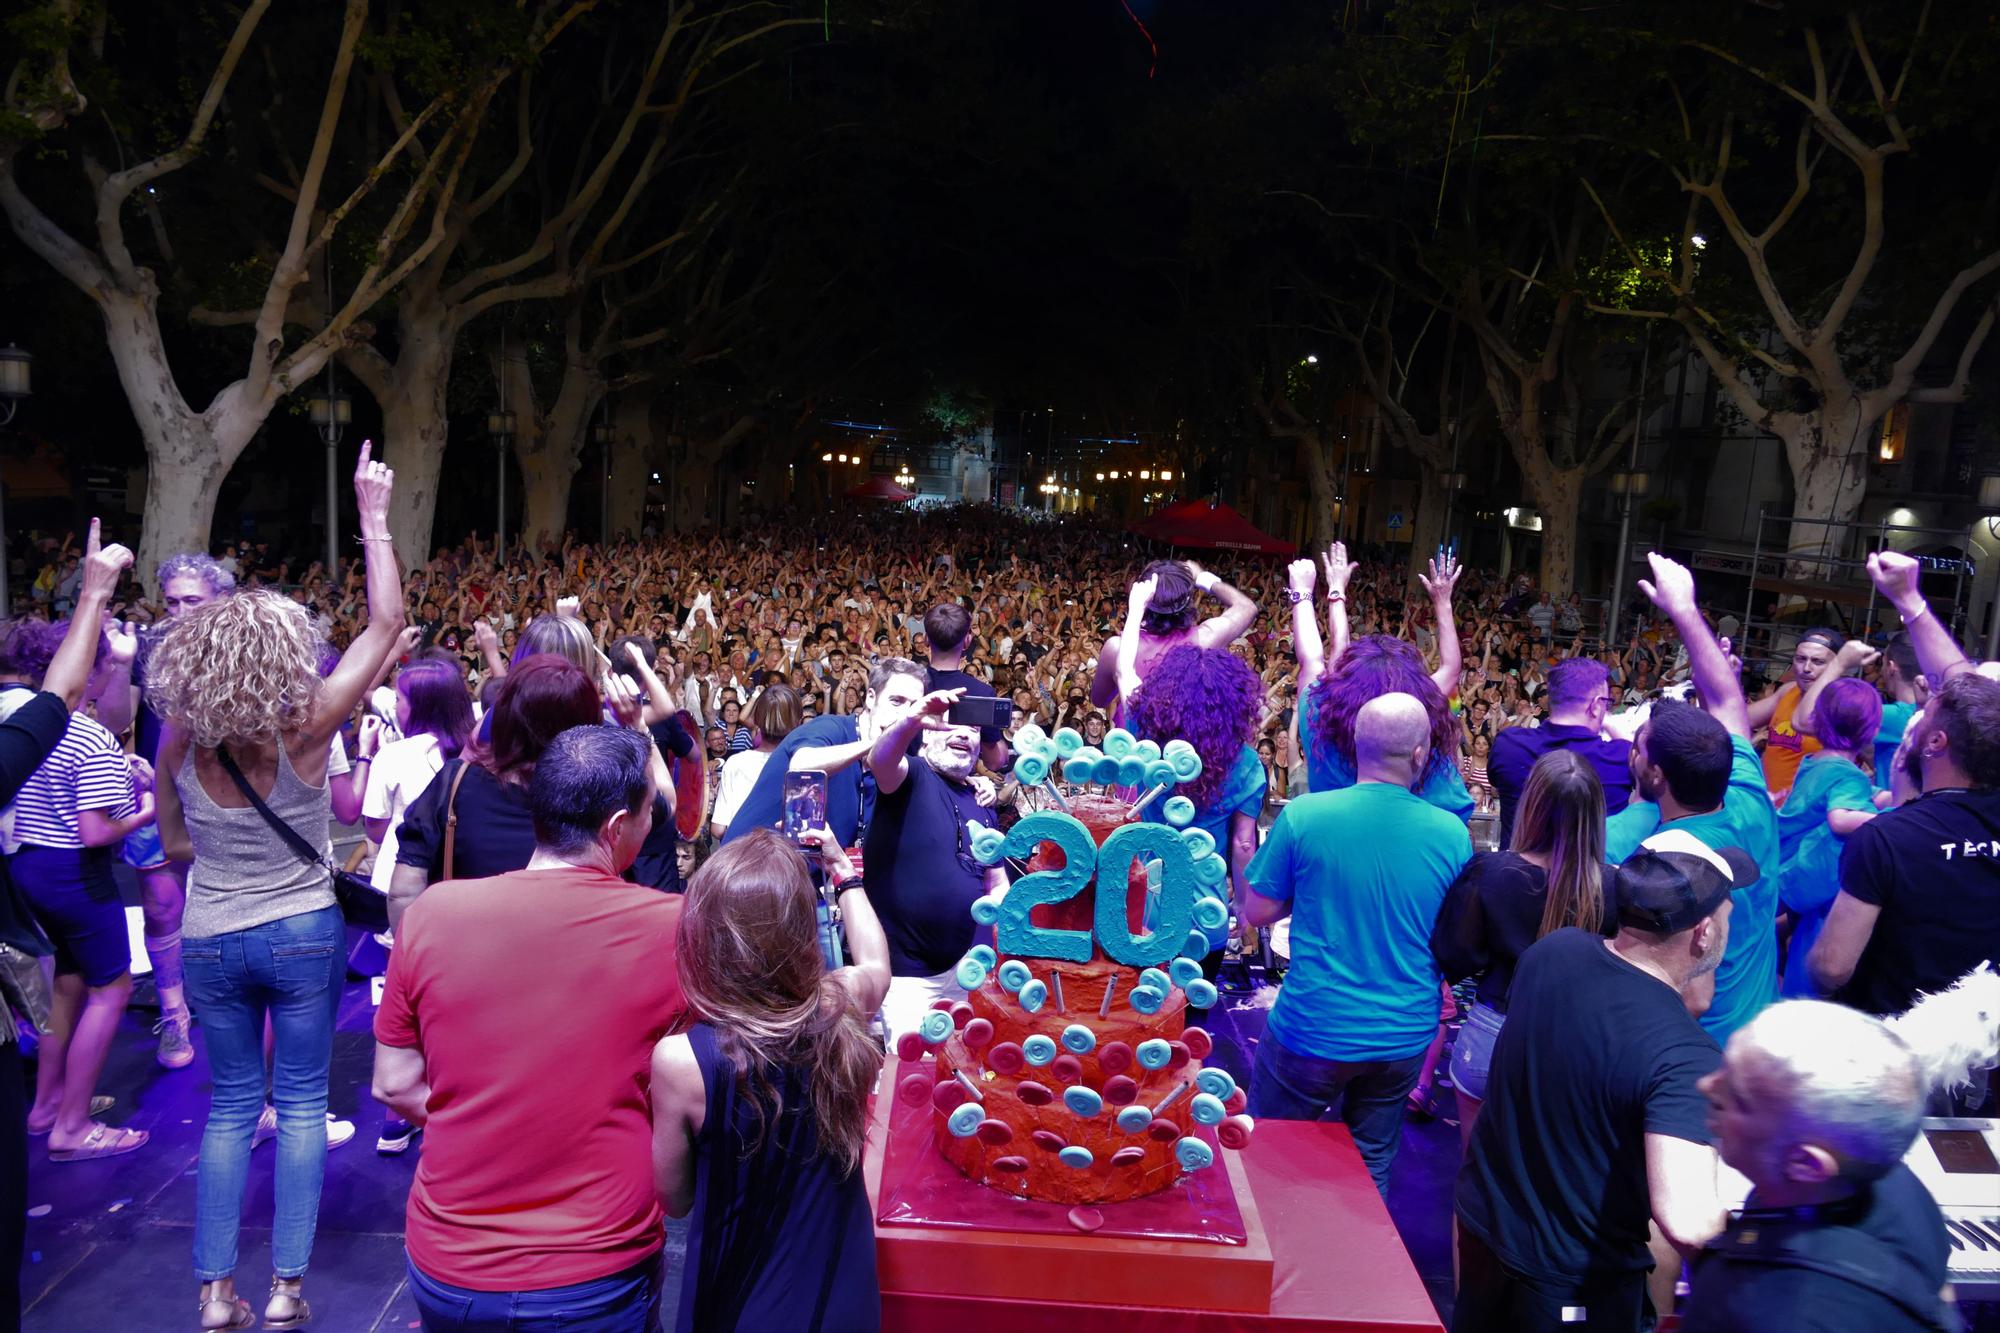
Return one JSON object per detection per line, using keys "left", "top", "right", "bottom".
{"left": 1760, "top": 685, "right": 1821, "bottom": 795}
{"left": 377, "top": 867, "right": 686, "bottom": 1290}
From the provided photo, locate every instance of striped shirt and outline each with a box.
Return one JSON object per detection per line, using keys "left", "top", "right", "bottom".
{"left": 6, "top": 707, "right": 135, "bottom": 851}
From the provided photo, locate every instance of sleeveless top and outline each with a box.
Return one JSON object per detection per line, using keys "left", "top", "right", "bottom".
{"left": 1760, "top": 687, "right": 1821, "bottom": 795}
{"left": 179, "top": 741, "right": 336, "bottom": 940}
{"left": 675, "top": 1023, "right": 881, "bottom": 1333}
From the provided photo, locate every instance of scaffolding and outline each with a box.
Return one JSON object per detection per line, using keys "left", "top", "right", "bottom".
{"left": 1717, "top": 509, "right": 1975, "bottom": 677}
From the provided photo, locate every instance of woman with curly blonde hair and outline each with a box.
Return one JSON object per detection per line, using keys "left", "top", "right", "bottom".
{"left": 151, "top": 445, "right": 406, "bottom": 1333}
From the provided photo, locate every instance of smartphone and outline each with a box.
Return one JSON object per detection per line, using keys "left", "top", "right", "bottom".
{"left": 782, "top": 770, "right": 828, "bottom": 844}
{"left": 947, "top": 695, "right": 1015, "bottom": 730}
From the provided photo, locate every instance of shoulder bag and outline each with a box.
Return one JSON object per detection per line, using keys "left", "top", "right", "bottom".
{"left": 216, "top": 745, "right": 389, "bottom": 932}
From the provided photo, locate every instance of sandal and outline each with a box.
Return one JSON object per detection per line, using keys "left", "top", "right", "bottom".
{"left": 26, "top": 1095, "right": 114, "bottom": 1134}
{"left": 47, "top": 1122, "right": 149, "bottom": 1162}
{"left": 200, "top": 1295, "right": 257, "bottom": 1331}
{"left": 262, "top": 1283, "right": 311, "bottom": 1330}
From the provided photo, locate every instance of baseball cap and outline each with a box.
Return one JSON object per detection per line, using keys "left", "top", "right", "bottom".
{"left": 1616, "top": 828, "right": 1758, "bottom": 934}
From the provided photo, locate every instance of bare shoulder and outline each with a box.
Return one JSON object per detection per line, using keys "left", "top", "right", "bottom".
{"left": 651, "top": 1031, "right": 708, "bottom": 1124}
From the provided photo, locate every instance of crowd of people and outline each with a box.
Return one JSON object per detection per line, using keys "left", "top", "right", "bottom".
{"left": 1, "top": 464, "right": 1994, "bottom": 1333}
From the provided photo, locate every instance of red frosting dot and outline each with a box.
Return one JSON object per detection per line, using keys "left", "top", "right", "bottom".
{"left": 896, "top": 1074, "right": 932, "bottom": 1108}
{"left": 1166, "top": 1041, "right": 1192, "bottom": 1072}
{"left": 1051, "top": 1053, "right": 1084, "bottom": 1084}
{"left": 975, "top": 1118, "right": 1015, "bottom": 1146}
{"left": 1098, "top": 1041, "right": 1134, "bottom": 1075}
{"left": 895, "top": 1031, "right": 927, "bottom": 1063}
{"left": 1146, "top": 1119, "right": 1181, "bottom": 1143}
{"left": 1224, "top": 1087, "right": 1249, "bottom": 1115}
{"left": 962, "top": 1018, "right": 995, "bottom": 1050}
{"left": 929, "top": 997, "right": 958, "bottom": 1013}
{"left": 1031, "top": 1130, "right": 1068, "bottom": 1153}
{"left": 1109, "top": 1145, "right": 1146, "bottom": 1167}
{"left": 1217, "top": 1114, "right": 1255, "bottom": 1150}
{"left": 1182, "top": 1027, "right": 1214, "bottom": 1059}
{"left": 949, "top": 1001, "right": 976, "bottom": 1030}
{"left": 1016, "top": 1081, "right": 1054, "bottom": 1107}
{"left": 1102, "top": 1074, "right": 1139, "bottom": 1106}
{"left": 991, "top": 1155, "right": 1030, "bottom": 1174}
{"left": 987, "top": 1041, "right": 1025, "bottom": 1074}
{"left": 931, "top": 1081, "right": 967, "bottom": 1114}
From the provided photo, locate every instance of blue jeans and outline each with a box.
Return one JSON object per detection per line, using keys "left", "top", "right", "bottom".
{"left": 407, "top": 1254, "right": 664, "bottom": 1332}
{"left": 1247, "top": 1030, "right": 1425, "bottom": 1198}
{"left": 1448, "top": 1001, "right": 1507, "bottom": 1103}
{"left": 182, "top": 905, "right": 344, "bottom": 1281}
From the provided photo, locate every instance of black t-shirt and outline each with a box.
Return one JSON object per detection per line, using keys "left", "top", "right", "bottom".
{"left": 1836, "top": 787, "right": 2000, "bottom": 1015}
{"left": 395, "top": 760, "right": 538, "bottom": 882}
{"left": 862, "top": 758, "right": 995, "bottom": 976}
{"left": 1430, "top": 852, "right": 1622, "bottom": 1013}
{"left": 1456, "top": 928, "right": 1720, "bottom": 1281}
{"left": 1683, "top": 1164, "right": 1952, "bottom": 1332}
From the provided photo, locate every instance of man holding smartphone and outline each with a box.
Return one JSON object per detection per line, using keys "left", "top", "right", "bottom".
{"left": 864, "top": 683, "right": 1007, "bottom": 1040}
{"left": 922, "top": 603, "right": 1011, "bottom": 773}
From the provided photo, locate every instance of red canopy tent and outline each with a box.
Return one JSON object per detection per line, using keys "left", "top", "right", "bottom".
{"left": 1131, "top": 498, "right": 1292, "bottom": 555}
{"left": 845, "top": 474, "right": 916, "bottom": 502}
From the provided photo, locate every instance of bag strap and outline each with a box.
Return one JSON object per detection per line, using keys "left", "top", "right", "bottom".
{"left": 441, "top": 759, "right": 473, "bottom": 882}
{"left": 215, "top": 746, "right": 333, "bottom": 876}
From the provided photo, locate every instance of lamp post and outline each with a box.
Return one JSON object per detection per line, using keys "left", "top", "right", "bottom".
{"left": 1607, "top": 469, "right": 1652, "bottom": 640}
{"left": 1440, "top": 470, "right": 1468, "bottom": 555}
{"left": 307, "top": 383, "right": 352, "bottom": 576}
{"left": 0, "top": 344, "right": 33, "bottom": 613}
{"left": 487, "top": 409, "right": 515, "bottom": 553}
{"left": 593, "top": 411, "right": 615, "bottom": 544}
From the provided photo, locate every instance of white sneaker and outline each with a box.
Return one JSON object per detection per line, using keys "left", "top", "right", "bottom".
{"left": 251, "top": 1107, "right": 356, "bottom": 1150}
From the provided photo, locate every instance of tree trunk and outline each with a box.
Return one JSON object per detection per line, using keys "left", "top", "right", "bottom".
{"left": 98, "top": 289, "right": 260, "bottom": 592}
{"left": 607, "top": 392, "right": 655, "bottom": 539}
{"left": 353, "top": 298, "right": 455, "bottom": 562}
{"left": 1776, "top": 398, "right": 1874, "bottom": 578}
{"left": 675, "top": 416, "right": 758, "bottom": 530}
{"left": 1520, "top": 465, "right": 1585, "bottom": 598}
{"left": 514, "top": 363, "right": 600, "bottom": 546}
{"left": 1408, "top": 466, "right": 1447, "bottom": 589}
{"left": 1293, "top": 431, "right": 1340, "bottom": 550}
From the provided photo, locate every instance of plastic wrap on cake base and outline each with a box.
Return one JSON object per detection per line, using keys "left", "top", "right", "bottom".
{"left": 889, "top": 727, "right": 1256, "bottom": 1218}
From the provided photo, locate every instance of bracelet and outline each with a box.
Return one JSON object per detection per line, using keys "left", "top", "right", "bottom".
{"left": 1903, "top": 603, "right": 1931, "bottom": 624}
{"left": 356, "top": 535, "right": 395, "bottom": 544}
{"left": 833, "top": 873, "right": 864, "bottom": 893}
{"left": 1326, "top": 592, "right": 1347, "bottom": 603}
{"left": 355, "top": 756, "right": 373, "bottom": 764}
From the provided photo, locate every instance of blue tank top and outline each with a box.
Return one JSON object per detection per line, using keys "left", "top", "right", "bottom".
{"left": 675, "top": 1023, "right": 881, "bottom": 1332}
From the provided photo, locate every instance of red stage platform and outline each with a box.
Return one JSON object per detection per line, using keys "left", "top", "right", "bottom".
{"left": 866, "top": 1059, "right": 1444, "bottom": 1333}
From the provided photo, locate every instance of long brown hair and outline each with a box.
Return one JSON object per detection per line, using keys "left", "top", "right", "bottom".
{"left": 1510, "top": 750, "right": 1608, "bottom": 937}
{"left": 676, "top": 830, "right": 881, "bottom": 1175}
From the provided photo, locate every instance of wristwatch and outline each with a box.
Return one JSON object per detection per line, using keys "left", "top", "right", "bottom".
{"left": 1284, "top": 589, "right": 1307, "bottom": 605}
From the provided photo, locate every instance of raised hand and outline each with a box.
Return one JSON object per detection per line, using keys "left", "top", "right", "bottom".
{"left": 603, "top": 671, "right": 646, "bottom": 729}
{"left": 473, "top": 618, "right": 499, "bottom": 657}
{"left": 79, "top": 518, "right": 135, "bottom": 603}
{"left": 353, "top": 440, "right": 394, "bottom": 530}
{"left": 1865, "top": 550, "right": 1923, "bottom": 610}
{"left": 1320, "top": 540, "right": 1357, "bottom": 595}
{"left": 1835, "top": 638, "right": 1881, "bottom": 674}
{"left": 1128, "top": 574, "right": 1160, "bottom": 612}
{"left": 1286, "top": 558, "right": 1317, "bottom": 599}
{"left": 1420, "top": 551, "right": 1463, "bottom": 603}
{"left": 625, "top": 642, "right": 672, "bottom": 718}
{"left": 357, "top": 714, "right": 385, "bottom": 760}
{"left": 556, "top": 595, "right": 581, "bottom": 620}
{"left": 1636, "top": 551, "right": 1698, "bottom": 620}
{"left": 103, "top": 617, "right": 138, "bottom": 666}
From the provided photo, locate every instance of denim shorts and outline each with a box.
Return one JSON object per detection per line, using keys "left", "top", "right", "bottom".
{"left": 13, "top": 844, "right": 130, "bottom": 986}
{"left": 1449, "top": 1000, "right": 1507, "bottom": 1102}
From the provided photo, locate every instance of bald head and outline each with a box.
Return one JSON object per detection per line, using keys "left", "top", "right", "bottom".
{"left": 1354, "top": 692, "right": 1431, "bottom": 784}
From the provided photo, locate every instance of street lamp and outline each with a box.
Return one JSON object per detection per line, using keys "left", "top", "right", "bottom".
{"left": 307, "top": 386, "right": 352, "bottom": 575}
{"left": 487, "top": 409, "right": 515, "bottom": 552}
{"left": 0, "top": 344, "right": 32, "bottom": 613}
{"left": 1606, "top": 469, "right": 1652, "bottom": 638}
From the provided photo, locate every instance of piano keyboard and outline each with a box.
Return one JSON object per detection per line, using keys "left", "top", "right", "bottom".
{"left": 1907, "top": 1118, "right": 2000, "bottom": 1295}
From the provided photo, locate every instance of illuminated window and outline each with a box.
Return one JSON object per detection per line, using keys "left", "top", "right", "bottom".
{"left": 1878, "top": 403, "right": 1909, "bottom": 462}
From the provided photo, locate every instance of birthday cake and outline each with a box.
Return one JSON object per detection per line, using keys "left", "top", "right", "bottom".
{"left": 891, "top": 726, "right": 1254, "bottom": 1207}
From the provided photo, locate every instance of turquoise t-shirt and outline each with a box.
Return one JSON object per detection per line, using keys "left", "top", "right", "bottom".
{"left": 1248, "top": 782, "right": 1473, "bottom": 1061}
{"left": 1139, "top": 745, "right": 1267, "bottom": 953}
{"left": 1298, "top": 688, "right": 1474, "bottom": 821}
{"left": 1772, "top": 753, "right": 1875, "bottom": 998}
{"left": 1603, "top": 733, "right": 1779, "bottom": 1048}
{"left": 1874, "top": 700, "right": 1917, "bottom": 792}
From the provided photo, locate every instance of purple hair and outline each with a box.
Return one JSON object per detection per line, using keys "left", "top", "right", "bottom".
{"left": 0, "top": 619, "right": 102, "bottom": 683}
{"left": 1815, "top": 677, "right": 1884, "bottom": 757}
{"left": 1128, "top": 645, "right": 1261, "bottom": 810}
{"left": 1307, "top": 635, "right": 1458, "bottom": 782}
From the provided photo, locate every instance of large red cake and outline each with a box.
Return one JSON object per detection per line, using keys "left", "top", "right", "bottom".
{"left": 899, "top": 793, "right": 1250, "bottom": 1206}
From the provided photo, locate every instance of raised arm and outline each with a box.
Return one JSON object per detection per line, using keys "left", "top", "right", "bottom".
{"left": 1286, "top": 559, "right": 1325, "bottom": 685}
{"left": 1793, "top": 639, "right": 1878, "bottom": 737}
{"left": 1867, "top": 550, "right": 1971, "bottom": 685}
{"left": 1638, "top": 553, "right": 1748, "bottom": 739}
{"left": 1115, "top": 575, "right": 1159, "bottom": 705}
{"left": 1320, "top": 541, "right": 1356, "bottom": 676}
{"left": 46, "top": 519, "right": 135, "bottom": 712}
{"left": 806, "top": 829, "right": 891, "bottom": 1015}
{"left": 1188, "top": 560, "right": 1258, "bottom": 650}
{"left": 1419, "top": 551, "right": 1464, "bottom": 700}
{"left": 866, "top": 688, "right": 958, "bottom": 797}
{"left": 311, "top": 444, "right": 408, "bottom": 741}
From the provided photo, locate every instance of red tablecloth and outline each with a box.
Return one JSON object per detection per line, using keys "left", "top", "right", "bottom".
{"left": 879, "top": 1120, "right": 1445, "bottom": 1332}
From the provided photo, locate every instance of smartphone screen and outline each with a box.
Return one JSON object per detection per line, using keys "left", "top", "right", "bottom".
{"left": 782, "top": 770, "right": 828, "bottom": 843}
